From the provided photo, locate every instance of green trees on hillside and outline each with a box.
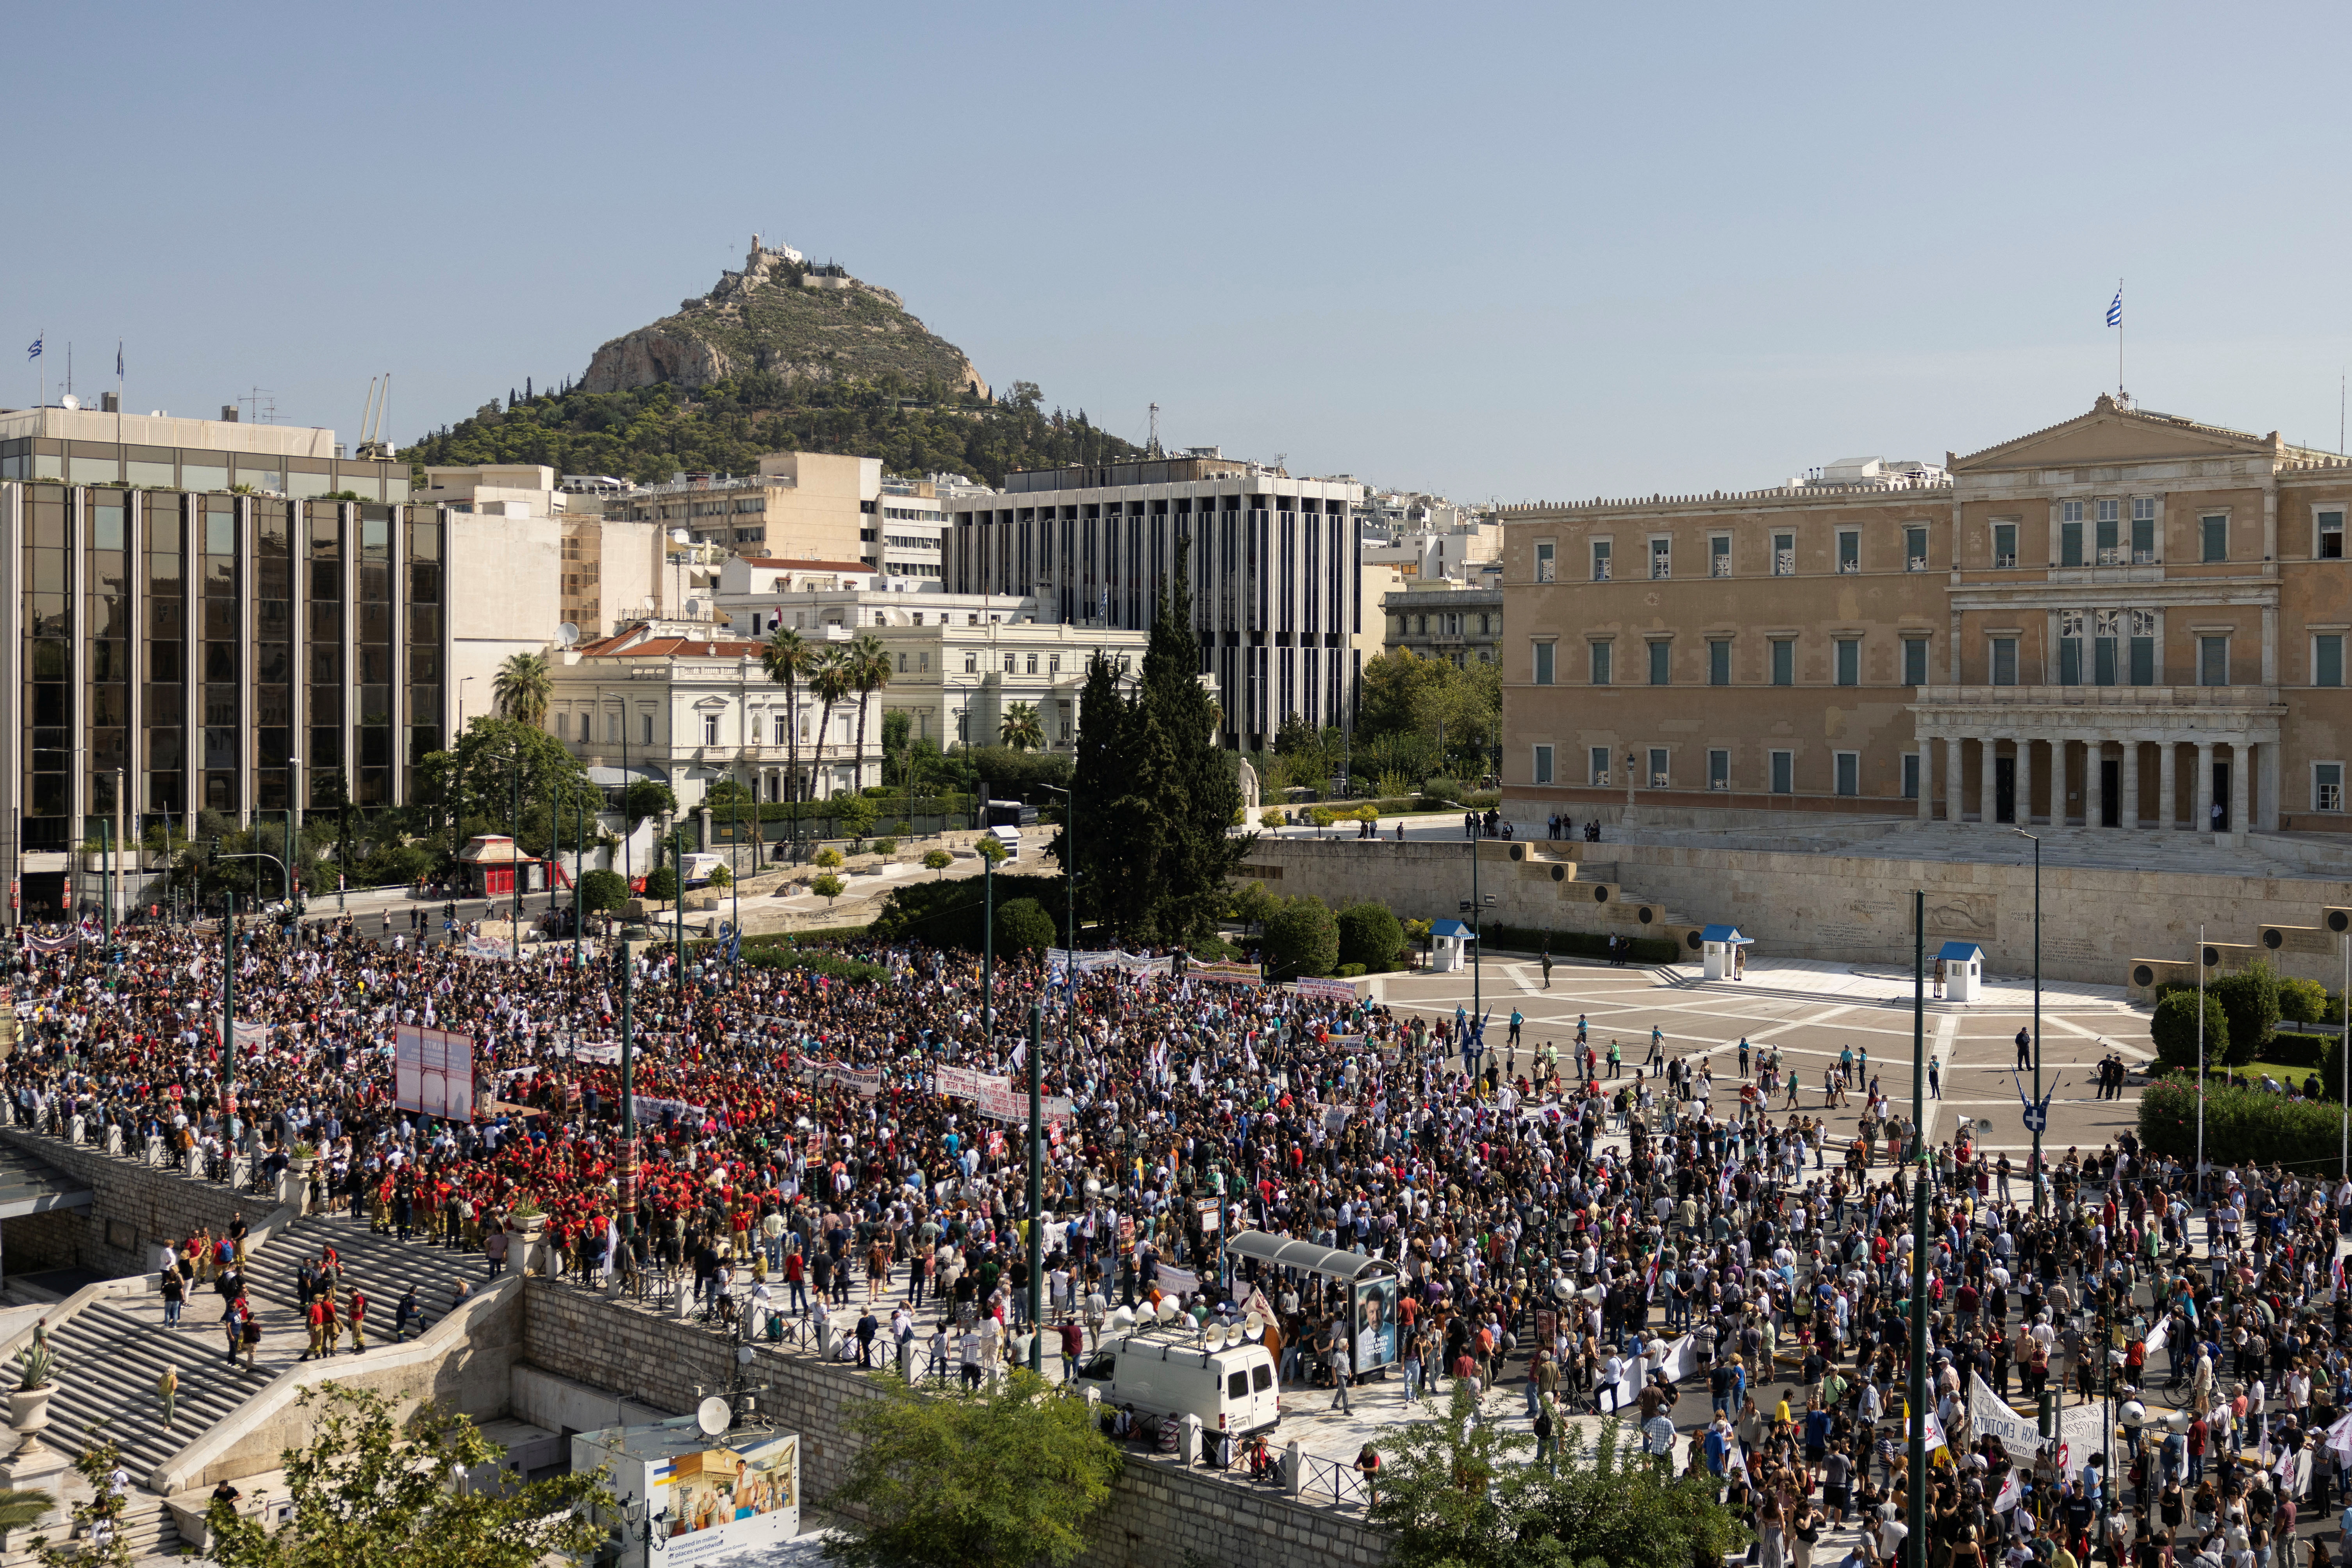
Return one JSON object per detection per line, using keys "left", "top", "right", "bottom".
{"left": 402, "top": 376, "right": 1146, "bottom": 488}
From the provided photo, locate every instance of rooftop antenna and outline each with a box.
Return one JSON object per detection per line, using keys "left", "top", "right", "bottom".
{"left": 1147, "top": 402, "right": 1162, "bottom": 458}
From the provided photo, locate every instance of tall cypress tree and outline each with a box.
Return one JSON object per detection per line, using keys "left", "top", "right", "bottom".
{"left": 1139, "top": 537, "right": 1247, "bottom": 944}
{"left": 1059, "top": 650, "right": 1147, "bottom": 942}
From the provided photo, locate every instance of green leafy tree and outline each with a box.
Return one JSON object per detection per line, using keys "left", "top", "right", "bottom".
{"left": 2150, "top": 990, "right": 2227, "bottom": 1071}
{"left": 923, "top": 848, "right": 954, "bottom": 876}
{"left": 1358, "top": 648, "right": 1501, "bottom": 775}
{"left": 704, "top": 778, "right": 753, "bottom": 806}
{"left": 835, "top": 794, "right": 879, "bottom": 842}
{"left": 999, "top": 701, "right": 1046, "bottom": 752}
{"left": 707, "top": 862, "right": 732, "bottom": 890}
{"left": 811, "top": 872, "right": 847, "bottom": 905}
{"left": 642, "top": 865, "right": 679, "bottom": 903}
{"left": 994, "top": 897, "right": 1056, "bottom": 957}
{"left": 623, "top": 778, "right": 678, "bottom": 829}
{"left": 0, "top": 1484, "right": 54, "bottom": 1554}
{"left": 1370, "top": 1384, "right": 1745, "bottom": 1568}
{"left": 1261, "top": 895, "right": 1339, "bottom": 980}
{"left": 1336, "top": 901, "right": 1406, "bottom": 973}
{"left": 417, "top": 716, "right": 600, "bottom": 853}
{"left": 2210, "top": 963, "right": 2282, "bottom": 1066}
{"left": 2279, "top": 975, "right": 2331, "bottom": 1025}
{"left": 976, "top": 836, "right": 1009, "bottom": 866}
{"left": 576, "top": 868, "right": 629, "bottom": 913}
{"left": 816, "top": 847, "right": 845, "bottom": 870}
{"left": 492, "top": 650, "right": 553, "bottom": 730}
{"left": 811, "top": 648, "right": 855, "bottom": 782}
{"left": 882, "top": 708, "right": 914, "bottom": 784}
{"left": 823, "top": 1369, "right": 1121, "bottom": 1568}
{"left": 33, "top": 1432, "right": 128, "bottom": 1568}
{"left": 202, "top": 1386, "right": 607, "bottom": 1568}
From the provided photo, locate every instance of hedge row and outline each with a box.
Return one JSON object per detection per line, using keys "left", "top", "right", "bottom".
{"left": 1476, "top": 921, "right": 1680, "bottom": 966}
{"left": 2138, "top": 1073, "right": 2351, "bottom": 1172}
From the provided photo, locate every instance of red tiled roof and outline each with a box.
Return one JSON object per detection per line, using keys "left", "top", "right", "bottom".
{"left": 584, "top": 636, "right": 762, "bottom": 659}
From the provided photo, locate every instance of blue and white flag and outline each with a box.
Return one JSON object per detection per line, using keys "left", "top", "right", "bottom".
{"left": 24, "top": 337, "right": 39, "bottom": 362}
{"left": 2107, "top": 287, "right": 2123, "bottom": 328}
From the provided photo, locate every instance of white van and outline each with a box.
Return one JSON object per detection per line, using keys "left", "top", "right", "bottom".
{"left": 1072, "top": 1331, "right": 1281, "bottom": 1436}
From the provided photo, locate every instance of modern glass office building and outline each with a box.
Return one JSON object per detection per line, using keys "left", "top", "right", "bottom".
{"left": 0, "top": 410, "right": 432, "bottom": 917}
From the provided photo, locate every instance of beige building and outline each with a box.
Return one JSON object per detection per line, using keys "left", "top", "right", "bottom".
{"left": 1502, "top": 394, "right": 2352, "bottom": 838}
{"left": 604, "top": 451, "right": 876, "bottom": 564}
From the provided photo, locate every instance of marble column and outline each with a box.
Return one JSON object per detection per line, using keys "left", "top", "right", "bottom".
{"left": 1916, "top": 737, "right": 1934, "bottom": 822}
{"left": 2232, "top": 742, "right": 2252, "bottom": 837}
{"left": 1943, "top": 735, "right": 1963, "bottom": 824}
{"left": 1978, "top": 735, "right": 1997, "bottom": 827}
{"left": 2159, "top": 742, "right": 2177, "bottom": 830}
{"left": 2015, "top": 736, "right": 2035, "bottom": 827}
{"left": 2120, "top": 739, "right": 2140, "bottom": 829}
{"left": 2195, "top": 742, "right": 2215, "bottom": 834}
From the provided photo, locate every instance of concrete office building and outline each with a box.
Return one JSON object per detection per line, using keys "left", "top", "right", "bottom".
{"left": 1500, "top": 394, "right": 2352, "bottom": 838}
{"left": 603, "top": 451, "right": 877, "bottom": 564}
{"left": 943, "top": 451, "right": 1366, "bottom": 751}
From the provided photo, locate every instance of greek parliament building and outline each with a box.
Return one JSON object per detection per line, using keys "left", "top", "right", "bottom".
{"left": 944, "top": 453, "right": 1367, "bottom": 751}
{"left": 0, "top": 408, "right": 642, "bottom": 919}
{"left": 1500, "top": 395, "right": 2352, "bottom": 837}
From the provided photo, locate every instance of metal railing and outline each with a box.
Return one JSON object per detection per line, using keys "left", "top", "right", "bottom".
{"left": 1291, "top": 1449, "right": 1372, "bottom": 1511}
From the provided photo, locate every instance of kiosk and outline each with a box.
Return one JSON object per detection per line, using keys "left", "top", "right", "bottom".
{"left": 1700, "top": 924, "right": 1752, "bottom": 981}
{"left": 1429, "top": 919, "right": 1475, "bottom": 974}
{"left": 1938, "top": 941, "right": 1986, "bottom": 1001}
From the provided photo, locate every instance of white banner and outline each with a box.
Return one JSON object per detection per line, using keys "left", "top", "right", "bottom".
{"left": 1294, "top": 977, "right": 1358, "bottom": 1003}
{"left": 1968, "top": 1372, "right": 2047, "bottom": 1456}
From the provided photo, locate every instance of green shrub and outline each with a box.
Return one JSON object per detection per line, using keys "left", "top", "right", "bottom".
{"left": 2150, "top": 990, "right": 2227, "bottom": 1072}
{"left": 2211, "top": 964, "right": 2281, "bottom": 1067}
{"left": 869, "top": 872, "right": 1068, "bottom": 951}
{"left": 1334, "top": 901, "right": 1405, "bottom": 974}
{"left": 2271, "top": 1033, "right": 2334, "bottom": 1080}
{"left": 870, "top": 838, "right": 897, "bottom": 856}
{"left": 815, "top": 847, "right": 844, "bottom": 870}
{"left": 922, "top": 849, "right": 954, "bottom": 875}
{"left": 1476, "top": 922, "right": 1679, "bottom": 965}
{"left": 2140, "top": 1072, "right": 2347, "bottom": 1172}
{"left": 642, "top": 865, "right": 679, "bottom": 903}
{"left": 1419, "top": 776, "right": 1464, "bottom": 805}
{"left": 993, "top": 897, "right": 1055, "bottom": 957}
{"left": 810, "top": 872, "right": 846, "bottom": 903}
{"left": 575, "top": 868, "right": 629, "bottom": 913}
{"left": 2279, "top": 976, "right": 2331, "bottom": 1025}
{"left": 1335, "top": 962, "right": 1367, "bottom": 978}
{"left": 1260, "top": 895, "right": 1340, "bottom": 981}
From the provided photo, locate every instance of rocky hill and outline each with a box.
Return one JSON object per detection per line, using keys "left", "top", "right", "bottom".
{"left": 582, "top": 236, "right": 990, "bottom": 400}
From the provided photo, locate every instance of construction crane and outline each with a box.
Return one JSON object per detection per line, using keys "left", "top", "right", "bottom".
{"left": 354, "top": 373, "right": 394, "bottom": 460}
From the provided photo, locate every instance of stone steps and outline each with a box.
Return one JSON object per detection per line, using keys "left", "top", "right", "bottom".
{"left": 249, "top": 1210, "right": 492, "bottom": 1336}
{"left": 39, "top": 1301, "right": 277, "bottom": 1479}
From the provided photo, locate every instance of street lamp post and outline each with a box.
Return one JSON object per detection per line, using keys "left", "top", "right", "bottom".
{"left": 1906, "top": 888, "right": 1928, "bottom": 1568}
{"left": 1026, "top": 1001, "right": 1044, "bottom": 1373}
{"left": 2013, "top": 829, "right": 2045, "bottom": 1210}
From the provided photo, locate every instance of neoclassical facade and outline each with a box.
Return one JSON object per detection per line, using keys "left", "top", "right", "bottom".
{"left": 1501, "top": 395, "right": 2352, "bottom": 837}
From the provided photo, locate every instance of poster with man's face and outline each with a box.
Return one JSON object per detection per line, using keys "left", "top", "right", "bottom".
{"left": 1353, "top": 1276, "right": 1399, "bottom": 1371}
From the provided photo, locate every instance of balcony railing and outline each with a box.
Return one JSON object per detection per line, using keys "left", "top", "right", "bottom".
{"left": 1994, "top": 554, "right": 2018, "bottom": 568}
{"left": 1907, "top": 556, "right": 1929, "bottom": 572}
{"left": 1915, "top": 683, "right": 2281, "bottom": 708}
{"left": 1593, "top": 563, "right": 1612, "bottom": 581}
{"left": 1838, "top": 559, "right": 1860, "bottom": 573}
{"left": 1711, "top": 557, "right": 1733, "bottom": 578}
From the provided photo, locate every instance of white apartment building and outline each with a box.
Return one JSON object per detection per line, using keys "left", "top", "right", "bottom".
{"left": 944, "top": 451, "right": 1366, "bottom": 750}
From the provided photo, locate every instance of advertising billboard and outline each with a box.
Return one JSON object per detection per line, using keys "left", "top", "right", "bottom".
{"left": 1351, "top": 1275, "right": 1399, "bottom": 1373}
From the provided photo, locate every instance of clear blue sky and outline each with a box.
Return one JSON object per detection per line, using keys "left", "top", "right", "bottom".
{"left": 13, "top": 2, "right": 2352, "bottom": 502}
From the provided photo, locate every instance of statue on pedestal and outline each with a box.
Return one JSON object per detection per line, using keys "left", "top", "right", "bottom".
{"left": 1237, "top": 757, "right": 1260, "bottom": 812}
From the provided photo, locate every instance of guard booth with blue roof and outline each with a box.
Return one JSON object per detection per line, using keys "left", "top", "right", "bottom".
{"left": 1701, "top": 924, "right": 1752, "bottom": 981}
{"left": 1938, "top": 941, "right": 1986, "bottom": 1001}
{"left": 1430, "top": 919, "right": 1475, "bottom": 974}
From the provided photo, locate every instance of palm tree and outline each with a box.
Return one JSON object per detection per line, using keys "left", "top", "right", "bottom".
{"left": 1000, "top": 701, "right": 1045, "bottom": 752}
{"left": 810, "top": 649, "right": 855, "bottom": 796}
{"left": 848, "top": 633, "right": 891, "bottom": 794}
{"left": 760, "top": 628, "right": 814, "bottom": 806}
{"left": 0, "top": 1486, "right": 54, "bottom": 1549}
{"left": 493, "top": 651, "right": 552, "bottom": 729}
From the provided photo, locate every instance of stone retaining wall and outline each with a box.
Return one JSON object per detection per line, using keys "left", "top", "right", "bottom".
{"left": 519, "top": 1283, "right": 1388, "bottom": 1568}
{"left": 0, "top": 1126, "right": 281, "bottom": 1280}
{"left": 1240, "top": 835, "right": 2352, "bottom": 987}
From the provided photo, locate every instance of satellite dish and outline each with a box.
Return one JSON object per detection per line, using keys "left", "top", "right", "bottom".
{"left": 59, "top": 394, "right": 79, "bottom": 411}
{"left": 695, "top": 1396, "right": 730, "bottom": 1438}
{"left": 736, "top": 1345, "right": 755, "bottom": 1366}
{"left": 557, "top": 623, "right": 580, "bottom": 647}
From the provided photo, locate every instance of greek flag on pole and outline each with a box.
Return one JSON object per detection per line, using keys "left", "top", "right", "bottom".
{"left": 2107, "top": 288, "right": 2123, "bottom": 328}
{"left": 24, "top": 337, "right": 39, "bottom": 361}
